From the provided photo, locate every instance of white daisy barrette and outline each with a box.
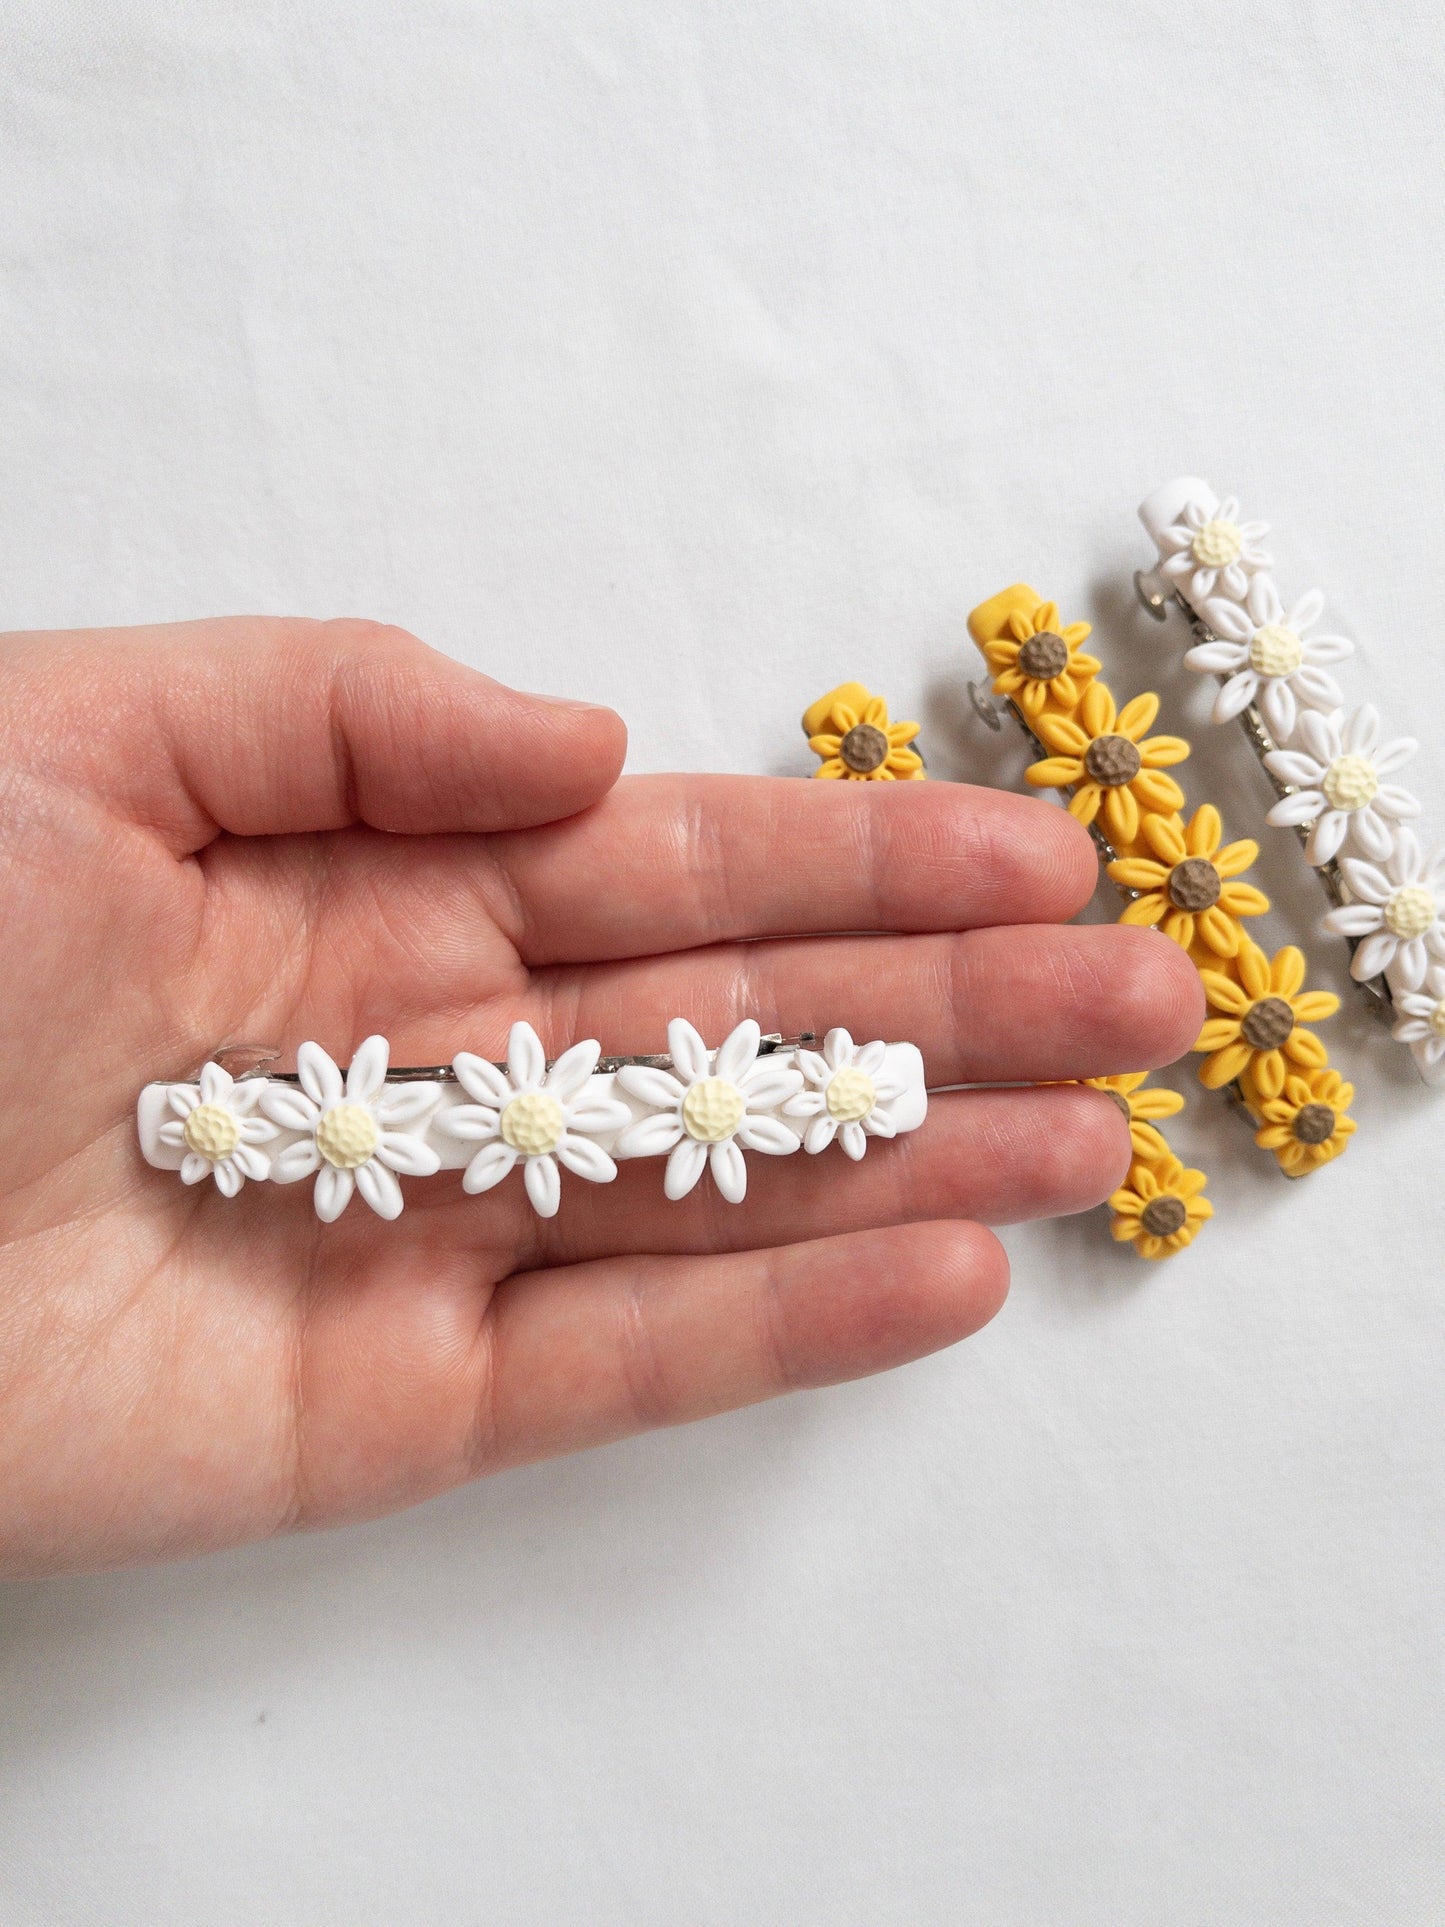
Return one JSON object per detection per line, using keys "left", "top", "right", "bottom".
{"left": 137, "top": 1022, "right": 929, "bottom": 1220}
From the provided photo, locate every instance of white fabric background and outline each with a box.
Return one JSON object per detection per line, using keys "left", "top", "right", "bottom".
{"left": 2, "top": 3, "right": 1442, "bottom": 1920}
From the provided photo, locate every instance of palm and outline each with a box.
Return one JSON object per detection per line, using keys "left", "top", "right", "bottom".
{"left": 0, "top": 617, "right": 1197, "bottom": 1574}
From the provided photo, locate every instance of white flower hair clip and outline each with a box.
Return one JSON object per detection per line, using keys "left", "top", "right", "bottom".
{"left": 1137, "top": 474, "right": 1443, "bottom": 1084}
{"left": 137, "top": 1022, "right": 928, "bottom": 1220}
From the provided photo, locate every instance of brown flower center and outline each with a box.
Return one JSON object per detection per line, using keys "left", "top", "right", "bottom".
{"left": 1292, "top": 1101, "right": 1336, "bottom": 1145}
{"left": 839, "top": 722, "right": 889, "bottom": 773}
{"left": 1140, "top": 1194, "right": 1187, "bottom": 1237}
{"left": 1102, "top": 1087, "right": 1132, "bottom": 1121}
{"left": 1083, "top": 734, "right": 1141, "bottom": 786}
{"left": 1167, "top": 857, "right": 1222, "bottom": 911}
{"left": 1240, "top": 996, "right": 1296, "bottom": 1051}
{"left": 1018, "top": 630, "right": 1069, "bottom": 681}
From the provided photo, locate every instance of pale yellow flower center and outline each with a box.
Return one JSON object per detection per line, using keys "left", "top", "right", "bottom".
{"left": 500, "top": 1090, "right": 565, "bottom": 1157}
{"left": 1429, "top": 1000, "right": 1445, "bottom": 1040}
{"left": 825, "top": 1066, "right": 876, "bottom": 1123}
{"left": 1191, "top": 519, "right": 1243, "bottom": 568}
{"left": 315, "top": 1102, "right": 379, "bottom": 1170}
{"left": 681, "top": 1077, "right": 745, "bottom": 1143}
{"left": 1248, "top": 623, "right": 1303, "bottom": 677}
{"left": 1321, "top": 753, "right": 1378, "bottom": 812}
{"left": 1384, "top": 885, "right": 1436, "bottom": 941}
{"left": 183, "top": 1101, "right": 240, "bottom": 1161}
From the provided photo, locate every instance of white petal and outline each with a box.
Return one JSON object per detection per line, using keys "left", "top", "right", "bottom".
{"left": 232, "top": 1141, "right": 271, "bottom": 1181}
{"left": 803, "top": 1114, "right": 838, "bottom": 1154}
{"left": 1375, "top": 785, "right": 1421, "bottom": 822}
{"left": 1423, "top": 847, "right": 1445, "bottom": 891}
{"left": 664, "top": 1136, "right": 707, "bottom": 1200}
{"left": 795, "top": 1050, "right": 831, "bottom": 1087}
{"left": 616, "top": 1066, "right": 687, "bottom": 1108}
{"left": 1300, "top": 632, "right": 1353, "bottom": 665}
{"left": 616, "top": 1113, "right": 685, "bottom": 1159}
{"left": 1347, "top": 808, "right": 1396, "bottom": 863}
{"left": 238, "top": 1115, "right": 279, "bottom": 1144}
{"left": 736, "top": 1113, "right": 801, "bottom": 1155}
{"left": 438, "top": 1104, "right": 500, "bottom": 1142}
{"left": 823, "top": 1027, "right": 854, "bottom": 1070}
{"left": 229, "top": 1079, "right": 265, "bottom": 1114}
{"left": 1290, "top": 667, "right": 1343, "bottom": 712}
{"left": 715, "top": 1019, "right": 762, "bottom": 1085}
{"left": 1374, "top": 736, "right": 1418, "bottom": 777}
{"left": 452, "top": 1052, "right": 514, "bottom": 1108}
{"left": 1387, "top": 940, "right": 1430, "bottom": 994}
{"left": 555, "top": 1134, "right": 617, "bottom": 1184}
{"left": 1393, "top": 1018, "right": 1432, "bottom": 1043}
{"left": 667, "top": 1019, "right": 711, "bottom": 1085}
{"left": 1337, "top": 857, "right": 1392, "bottom": 903}
{"left": 272, "top": 1140, "right": 322, "bottom": 1183}
{"left": 1305, "top": 810, "right": 1349, "bottom": 866}
{"left": 180, "top": 1152, "right": 210, "bottom": 1184}
{"left": 1343, "top": 705, "right": 1380, "bottom": 756}
{"left": 1219, "top": 562, "right": 1248, "bottom": 599}
{"left": 524, "top": 1153, "right": 562, "bottom": 1218}
{"left": 1388, "top": 829, "right": 1424, "bottom": 884}
{"left": 258, "top": 1086, "right": 320, "bottom": 1131}
{"left": 158, "top": 1120, "right": 187, "bottom": 1147}
{"left": 168, "top": 1084, "right": 199, "bottom": 1117}
{"left": 1257, "top": 678, "right": 1296, "bottom": 744}
{"left": 1266, "top": 789, "right": 1325, "bottom": 828}
{"left": 1212, "top": 670, "right": 1259, "bottom": 725}
{"left": 737, "top": 1066, "right": 805, "bottom": 1107}
{"left": 355, "top": 1159, "right": 403, "bottom": 1220}
{"left": 507, "top": 1021, "right": 546, "bottom": 1091}
{"left": 839, "top": 1121, "right": 868, "bottom": 1161}
{"left": 211, "top": 1158, "right": 243, "bottom": 1197}
{"left": 861, "top": 1107, "right": 899, "bottom": 1138}
{"left": 783, "top": 1089, "right": 828, "bottom": 1118}
{"left": 1351, "top": 930, "right": 1399, "bottom": 981}
{"left": 314, "top": 1164, "right": 355, "bottom": 1222}
{"left": 344, "top": 1035, "right": 389, "bottom": 1102}
{"left": 462, "top": 1141, "right": 519, "bottom": 1194}
{"left": 376, "top": 1131, "right": 441, "bottom": 1177}
{"left": 709, "top": 1139, "right": 747, "bottom": 1204}
{"left": 1263, "top": 751, "right": 1324, "bottom": 790}
{"left": 854, "top": 1040, "right": 888, "bottom": 1076}
{"left": 373, "top": 1083, "right": 441, "bottom": 1125}
{"left": 1322, "top": 903, "right": 1385, "bottom": 937}
{"left": 199, "top": 1061, "right": 232, "bottom": 1105}
{"left": 545, "top": 1039, "right": 600, "bottom": 1101}
{"left": 1186, "top": 639, "right": 1248, "bottom": 673}
{"left": 1292, "top": 711, "right": 1339, "bottom": 764}
{"left": 1281, "top": 586, "right": 1321, "bottom": 630}
{"left": 1198, "top": 599, "right": 1253, "bottom": 644}
{"left": 297, "top": 1042, "right": 344, "bottom": 1107}
{"left": 564, "top": 1095, "right": 631, "bottom": 1134}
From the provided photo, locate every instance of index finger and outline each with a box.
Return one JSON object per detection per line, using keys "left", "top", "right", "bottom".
{"left": 487, "top": 774, "right": 1097, "bottom": 964}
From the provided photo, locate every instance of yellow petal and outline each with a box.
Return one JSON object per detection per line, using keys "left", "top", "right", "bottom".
{"left": 1250, "top": 1050, "right": 1286, "bottom": 1100}
{"left": 1141, "top": 812, "right": 1187, "bottom": 865}
{"left": 1006, "top": 608, "right": 1035, "bottom": 643}
{"left": 1130, "top": 1121, "right": 1172, "bottom": 1160}
{"left": 1132, "top": 1088, "right": 1184, "bottom": 1120}
{"left": 1117, "top": 691, "right": 1160, "bottom": 741}
{"left": 1161, "top": 908, "right": 1196, "bottom": 949}
{"left": 1119, "top": 892, "right": 1168, "bottom": 928}
{"left": 833, "top": 703, "right": 860, "bottom": 732}
{"left": 1185, "top": 1194, "right": 1214, "bottom": 1221}
{"left": 983, "top": 640, "right": 1022, "bottom": 670}
{"left": 886, "top": 748, "right": 924, "bottom": 775}
{"left": 1080, "top": 680, "right": 1116, "bottom": 736}
{"left": 886, "top": 720, "right": 921, "bottom": 747}
{"left": 1108, "top": 858, "right": 1171, "bottom": 892}
{"left": 861, "top": 695, "right": 889, "bottom": 728}
{"left": 1018, "top": 678, "right": 1048, "bottom": 716}
{"left": 1199, "top": 1041, "right": 1252, "bottom": 1088}
{"left": 1256, "top": 1122, "right": 1293, "bottom": 1149}
{"left": 1184, "top": 803, "right": 1222, "bottom": 859}
{"left": 1270, "top": 947, "right": 1306, "bottom": 998}
{"left": 1215, "top": 839, "right": 1259, "bottom": 880}
{"left": 1111, "top": 1215, "right": 1144, "bottom": 1241}
{"left": 1027, "top": 756, "right": 1084, "bottom": 789}
{"left": 1198, "top": 907, "right": 1243, "bottom": 957}
{"left": 808, "top": 733, "right": 843, "bottom": 756}
{"left": 812, "top": 759, "right": 847, "bottom": 780}
{"left": 1049, "top": 672, "right": 1078, "bottom": 709}
{"left": 1035, "top": 713, "right": 1091, "bottom": 755}
{"left": 1195, "top": 1018, "right": 1244, "bottom": 1052}
{"left": 1134, "top": 770, "right": 1186, "bottom": 813}
{"left": 1219, "top": 882, "right": 1270, "bottom": 918}
{"left": 1235, "top": 940, "right": 1270, "bottom": 1001}
{"left": 1069, "top": 784, "right": 1103, "bottom": 826}
{"left": 1198, "top": 970, "right": 1250, "bottom": 1016}
{"left": 1291, "top": 991, "right": 1339, "bottom": 1024}
{"left": 1102, "top": 782, "right": 1139, "bottom": 845}
{"left": 1061, "top": 624, "right": 1092, "bottom": 649}
{"left": 1284, "top": 1029, "right": 1328, "bottom": 1069}
{"left": 1138, "top": 734, "right": 1192, "bottom": 768}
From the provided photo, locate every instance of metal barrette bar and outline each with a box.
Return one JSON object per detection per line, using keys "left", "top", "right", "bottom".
{"left": 210, "top": 1033, "right": 820, "bottom": 1084}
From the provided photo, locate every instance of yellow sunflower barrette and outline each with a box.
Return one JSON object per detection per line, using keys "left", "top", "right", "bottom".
{"left": 979, "top": 598, "right": 1101, "bottom": 719}
{"left": 1109, "top": 1153, "right": 1214, "bottom": 1260}
{"left": 802, "top": 683, "right": 925, "bottom": 782}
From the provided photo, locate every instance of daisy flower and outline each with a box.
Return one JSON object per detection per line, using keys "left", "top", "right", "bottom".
{"left": 1390, "top": 963, "right": 1445, "bottom": 1076}
{"left": 614, "top": 1019, "right": 803, "bottom": 1203}
{"left": 1189, "top": 578, "right": 1352, "bottom": 743}
{"left": 1192, "top": 941, "right": 1339, "bottom": 1100}
{"left": 1082, "top": 1073, "right": 1184, "bottom": 1162}
{"left": 1253, "top": 1067, "right": 1356, "bottom": 1175}
{"left": 980, "top": 598, "right": 1101, "bottom": 720}
{"left": 1156, "top": 493, "right": 1272, "bottom": 605}
{"left": 781, "top": 1028, "right": 904, "bottom": 1159}
{"left": 261, "top": 1036, "right": 441, "bottom": 1223}
{"left": 806, "top": 690, "right": 924, "bottom": 782}
{"left": 1323, "top": 830, "right": 1445, "bottom": 991}
{"left": 158, "top": 1060, "right": 278, "bottom": 1196}
{"left": 1264, "top": 705, "right": 1420, "bottom": 866}
{"left": 439, "top": 1022, "right": 631, "bottom": 1218}
{"left": 1108, "top": 805, "right": 1268, "bottom": 958}
{"left": 1027, "top": 682, "right": 1189, "bottom": 847}
{"left": 1109, "top": 1154, "right": 1213, "bottom": 1259}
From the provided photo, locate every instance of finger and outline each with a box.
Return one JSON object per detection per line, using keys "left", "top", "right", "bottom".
{"left": 404, "top": 1084, "right": 1132, "bottom": 1269}
{"left": 478, "top": 1219, "right": 1010, "bottom": 1471}
{"left": 4, "top": 617, "right": 627, "bottom": 854}
{"left": 486, "top": 775, "right": 1099, "bottom": 961}
{"left": 521, "top": 922, "right": 1203, "bottom": 1090}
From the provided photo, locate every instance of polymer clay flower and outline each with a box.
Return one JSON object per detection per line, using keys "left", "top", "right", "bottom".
{"left": 806, "top": 691, "right": 924, "bottom": 782}
{"left": 1390, "top": 963, "right": 1445, "bottom": 1075}
{"left": 781, "top": 1028, "right": 903, "bottom": 1159}
{"left": 1027, "top": 683, "right": 1189, "bottom": 846}
{"left": 158, "top": 1060, "right": 278, "bottom": 1196}
{"left": 1190, "top": 578, "right": 1352, "bottom": 743}
{"left": 1323, "top": 830, "right": 1445, "bottom": 991}
{"left": 440, "top": 1023, "right": 631, "bottom": 1218}
{"left": 261, "top": 1036, "right": 441, "bottom": 1223}
{"left": 1264, "top": 705, "right": 1420, "bottom": 865}
{"left": 1192, "top": 941, "right": 1339, "bottom": 1100}
{"left": 615, "top": 1018, "right": 802, "bottom": 1203}
{"left": 1156, "top": 494, "right": 1272, "bottom": 605}
{"left": 980, "top": 598, "right": 1101, "bottom": 720}
{"left": 1108, "top": 805, "right": 1268, "bottom": 957}
{"left": 1108, "top": 1154, "right": 1212, "bottom": 1259}
{"left": 1253, "top": 1066, "right": 1356, "bottom": 1175}
{"left": 1082, "top": 1073, "right": 1184, "bottom": 1162}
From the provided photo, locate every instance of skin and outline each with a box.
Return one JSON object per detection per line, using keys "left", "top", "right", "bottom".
{"left": 0, "top": 617, "right": 1202, "bottom": 1576}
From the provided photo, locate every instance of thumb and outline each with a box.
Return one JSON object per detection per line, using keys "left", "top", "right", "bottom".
{"left": 8, "top": 616, "right": 627, "bottom": 852}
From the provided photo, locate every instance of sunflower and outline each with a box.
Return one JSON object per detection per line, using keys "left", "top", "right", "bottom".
{"left": 1109, "top": 1153, "right": 1213, "bottom": 1259}
{"left": 804, "top": 687, "right": 924, "bottom": 781}
{"left": 1027, "top": 682, "right": 1189, "bottom": 846}
{"left": 1083, "top": 1072, "right": 1184, "bottom": 1161}
{"left": 981, "top": 598, "right": 1101, "bottom": 720}
{"left": 1192, "top": 941, "right": 1340, "bottom": 1100}
{"left": 1107, "top": 805, "right": 1270, "bottom": 958}
{"left": 1253, "top": 1066, "right": 1357, "bottom": 1175}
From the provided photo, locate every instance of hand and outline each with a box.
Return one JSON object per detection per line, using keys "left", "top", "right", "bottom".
{"left": 0, "top": 617, "right": 1200, "bottom": 1574}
